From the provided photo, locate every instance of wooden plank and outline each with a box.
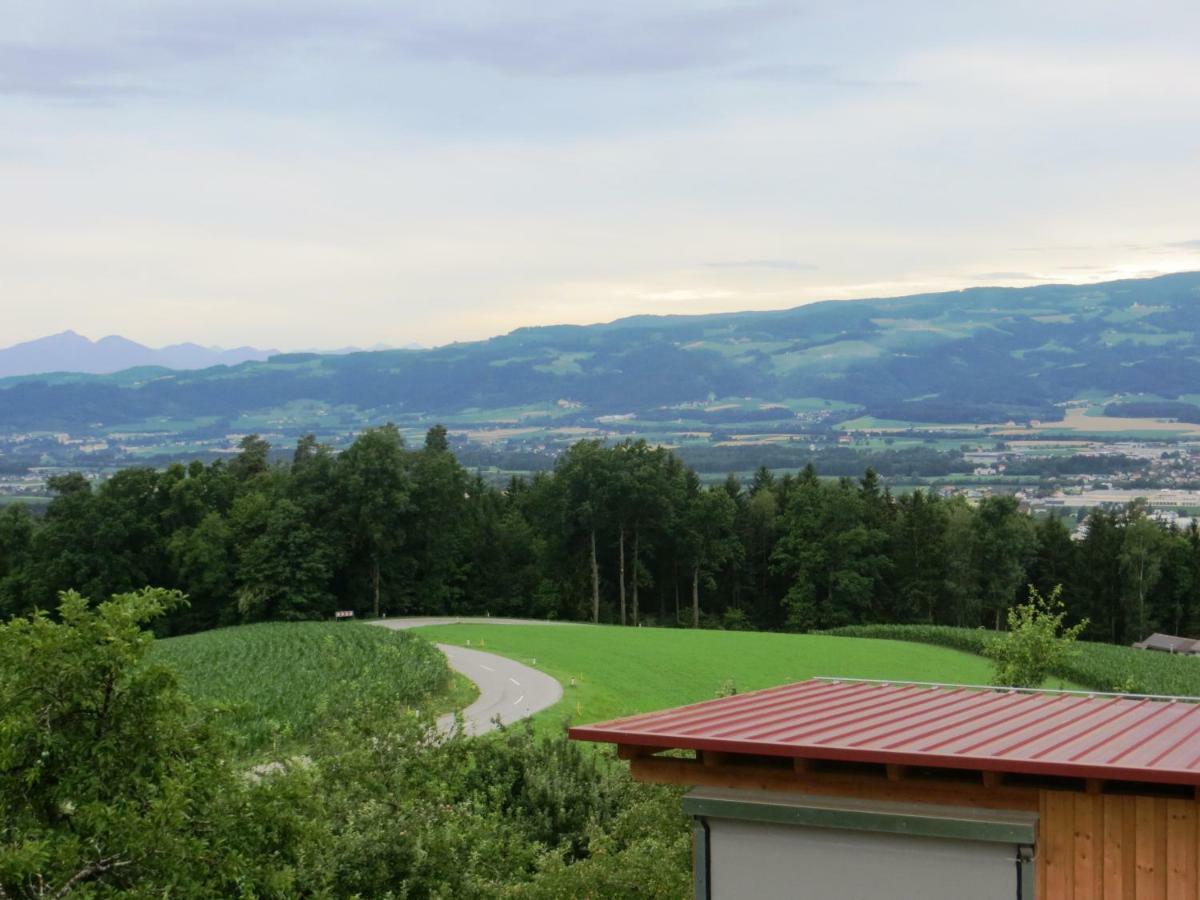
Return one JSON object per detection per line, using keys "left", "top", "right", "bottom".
{"left": 701, "top": 750, "right": 729, "bottom": 768}
{"left": 982, "top": 770, "right": 1004, "bottom": 788}
{"left": 1136, "top": 795, "right": 1165, "bottom": 900}
{"left": 1124, "top": 797, "right": 1138, "bottom": 900}
{"left": 627, "top": 756, "right": 1041, "bottom": 811}
{"left": 885, "top": 764, "right": 908, "bottom": 782}
{"left": 1074, "top": 793, "right": 1099, "bottom": 899}
{"left": 1043, "top": 789, "right": 1075, "bottom": 899}
{"left": 1156, "top": 798, "right": 1169, "bottom": 900}
{"left": 1038, "top": 793, "right": 1048, "bottom": 900}
{"left": 1164, "top": 799, "right": 1196, "bottom": 900}
{"left": 1102, "top": 795, "right": 1125, "bottom": 900}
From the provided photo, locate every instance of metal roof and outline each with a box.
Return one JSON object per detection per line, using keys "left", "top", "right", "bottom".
{"left": 1133, "top": 632, "right": 1200, "bottom": 654}
{"left": 568, "top": 678, "right": 1200, "bottom": 786}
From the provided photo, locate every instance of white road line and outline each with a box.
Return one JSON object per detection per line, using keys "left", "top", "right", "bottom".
{"left": 479, "top": 664, "right": 495, "bottom": 672}
{"left": 513, "top": 695, "right": 524, "bottom": 706}
{"left": 509, "top": 677, "right": 521, "bottom": 685}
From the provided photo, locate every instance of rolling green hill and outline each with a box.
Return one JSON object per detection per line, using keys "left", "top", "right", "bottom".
{"left": 5, "top": 272, "right": 1200, "bottom": 435}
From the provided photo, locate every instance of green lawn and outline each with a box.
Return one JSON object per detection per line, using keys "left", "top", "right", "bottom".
{"left": 415, "top": 623, "right": 1010, "bottom": 730}
{"left": 155, "top": 621, "right": 451, "bottom": 758}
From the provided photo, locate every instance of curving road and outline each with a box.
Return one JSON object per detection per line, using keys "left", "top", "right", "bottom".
{"left": 373, "top": 617, "right": 564, "bottom": 735}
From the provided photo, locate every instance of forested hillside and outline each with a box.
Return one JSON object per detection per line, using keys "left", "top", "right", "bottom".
{"left": 3, "top": 272, "right": 1200, "bottom": 432}
{"left": 2, "top": 427, "right": 1196, "bottom": 645}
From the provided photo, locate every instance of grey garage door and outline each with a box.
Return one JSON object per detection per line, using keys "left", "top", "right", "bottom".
{"left": 685, "top": 788, "right": 1037, "bottom": 900}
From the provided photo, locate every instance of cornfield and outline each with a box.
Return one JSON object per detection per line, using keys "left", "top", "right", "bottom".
{"left": 154, "top": 621, "right": 449, "bottom": 757}
{"left": 823, "top": 624, "right": 1200, "bottom": 697}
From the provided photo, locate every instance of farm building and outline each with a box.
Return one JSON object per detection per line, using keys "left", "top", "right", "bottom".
{"left": 570, "top": 677, "right": 1200, "bottom": 899}
{"left": 1133, "top": 633, "right": 1200, "bottom": 655}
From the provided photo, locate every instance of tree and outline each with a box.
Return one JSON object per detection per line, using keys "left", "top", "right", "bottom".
{"left": 772, "top": 471, "right": 888, "bottom": 631}
{"left": 1029, "top": 515, "right": 1076, "bottom": 600}
{"left": 608, "top": 441, "right": 674, "bottom": 626}
{"left": 166, "top": 511, "right": 234, "bottom": 631}
{"left": 229, "top": 433, "right": 271, "bottom": 481}
{"left": 1121, "top": 507, "right": 1164, "bottom": 642}
{"left": 680, "top": 480, "right": 739, "bottom": 628}
{"left": 985, "top": 585, "right": 1086, "bottom": 688}
{"left": 554, "top": 441, "right": 612, "bottom": 623}
{"left": 0, "top": 589, "right": 294, "bottom": 896}
{"left": 0, "top": 505, "right": 34, "bottom": 617}
{"left": 231, "top": 494, "right": 334, "bottom": 621}
{"left": 337, "top": 425, "right": 413, "bottom": 618}
{"left": 890, "top": 489, "right": 948, "bottom": 623}
{"left": 972, "top": 495, "right": 1036, "bottom": 630}
{"left": 1076, "top": 508, "right": 1125, "bottom": 642}
{"left": 406, "top": 427, "right": 471, "bottom": 613}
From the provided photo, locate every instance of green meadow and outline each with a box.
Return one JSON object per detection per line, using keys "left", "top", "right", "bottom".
{"left": 415, "top": 623, "right": 1010, "bottom": 730}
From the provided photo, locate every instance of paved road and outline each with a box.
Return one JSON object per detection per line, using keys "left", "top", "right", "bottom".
{"left": 373, "top": 617, "right": 564, "bottom": 735}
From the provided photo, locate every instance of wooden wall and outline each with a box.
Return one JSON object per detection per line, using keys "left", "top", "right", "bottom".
{"left": 623, "top": 752, "right": 1200, "bottom": 899}
{"left": 1038, "top": 791, "right": 1199, "bottom": 900}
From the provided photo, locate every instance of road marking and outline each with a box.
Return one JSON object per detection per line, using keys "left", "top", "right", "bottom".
{"left": 479, "top": 664, "right": 495, "bottom": 672}
{"left": 509, "top": 677, "right": 521, "bottom": 686}
{"left": 513, "top": 695, "right": 524, "bottom": 706}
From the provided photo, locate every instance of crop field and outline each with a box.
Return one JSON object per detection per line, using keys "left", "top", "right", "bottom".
{"left": 823, "top": 624, "right": 1200, "bottom": 697}
{"left": 155, "top": 621, "right": 450, "bottom": 758}
{"left": 415, "top": 623, "right": 1026, "bottom": 730}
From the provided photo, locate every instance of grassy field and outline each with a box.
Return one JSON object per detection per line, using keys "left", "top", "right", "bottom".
{"left": 415, "top": 623, "right": 1018, "bottom": 730}
{"left": 155, "top": 621, "right": 451, "bottom": 758}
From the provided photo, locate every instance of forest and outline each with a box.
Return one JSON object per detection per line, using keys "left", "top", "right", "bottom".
{"left": 1, "top": 425, "right": 1197, "bottom": 645}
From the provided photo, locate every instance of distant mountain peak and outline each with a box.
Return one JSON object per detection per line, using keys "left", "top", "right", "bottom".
{"left": 0, "top": 332, "right": 279, "bottom": 378}
{"left": 0, "top": 331, "right": 427, "bottom": 378}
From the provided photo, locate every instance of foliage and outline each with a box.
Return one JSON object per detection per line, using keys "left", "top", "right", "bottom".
{"left": 1, "top": 588, "right": 692, "bottom": 898}
{"left": 153, "top": 621, "right": 450, "bottom": 758}
{"left": 983, "top": 586, "right": 1087, "bottom": 688}
{"left": 0, "top": 589, "right": 315, "bottom": 898}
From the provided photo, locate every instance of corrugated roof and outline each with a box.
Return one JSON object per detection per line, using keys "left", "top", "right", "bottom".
{"left": 1133, "top": 632, "right": 1200, "bottom": 654}
{"left": 568, "top": 678, "right": 1200, "bottom": 786}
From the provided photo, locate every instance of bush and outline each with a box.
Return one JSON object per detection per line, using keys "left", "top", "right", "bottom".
{"left": 983, "top": 586, "right": 1086, "bottom": 688}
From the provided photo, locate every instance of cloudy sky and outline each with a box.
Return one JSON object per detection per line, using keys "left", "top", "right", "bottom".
{"left": 3, "top": 1, "right": 1199, "bottom": 350}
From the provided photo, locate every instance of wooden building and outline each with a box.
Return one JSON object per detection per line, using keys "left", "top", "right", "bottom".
{"left": 570, "top": 677, "right": 1200, "bottom": 899}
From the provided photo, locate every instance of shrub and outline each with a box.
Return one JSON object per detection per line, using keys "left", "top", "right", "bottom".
{"left": 983, "top": 586, "right": 1086, "bottom": 688}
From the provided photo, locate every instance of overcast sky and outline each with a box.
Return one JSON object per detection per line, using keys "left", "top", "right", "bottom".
{"left": 3, "top": 1, "right": 1199, "bottom": 350}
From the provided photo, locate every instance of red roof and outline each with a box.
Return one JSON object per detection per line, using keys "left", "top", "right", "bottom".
{"left": 568, "top": 678, "right": 1200, "bottom": 786}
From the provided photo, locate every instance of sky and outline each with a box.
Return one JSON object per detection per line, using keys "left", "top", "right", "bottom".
{"left": 3, "top": 1, "right": 1200, "bottom": 351}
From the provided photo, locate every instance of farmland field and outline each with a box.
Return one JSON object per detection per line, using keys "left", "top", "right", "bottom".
{"left": 155, "top": 621, "right": 451, "bottom": 758}
{"left": 414, "top": 623, "right": 1042, "bottom": 731}
{"left": 823, "top": 624, "right": 1200, "bottom": 697}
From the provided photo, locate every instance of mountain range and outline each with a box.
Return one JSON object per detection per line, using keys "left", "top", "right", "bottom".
{"left": 0, "top": 331, "right": 279, "bottom": 378}
{"left": 0, "top": 332, "right": 424, "bottom": 378}
{"left": 3, "top": 272, "right": 1200, "bottom": 434}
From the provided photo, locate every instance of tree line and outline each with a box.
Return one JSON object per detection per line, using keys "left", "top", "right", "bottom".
{"left": 1, "top": 426, "right": 1197, "bottom": 643}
